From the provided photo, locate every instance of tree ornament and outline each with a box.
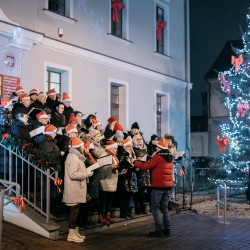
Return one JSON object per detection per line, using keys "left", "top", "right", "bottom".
{"left": 156, "top": 20, "right": 166, "bottom": 40}
{"left": 216, "top": 135, "right": 229, "bottom": 152}
{"left": 112, "top": 0, "right": 124, "bottom": 23}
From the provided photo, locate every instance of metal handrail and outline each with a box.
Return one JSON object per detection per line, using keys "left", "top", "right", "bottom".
{"left": 216, "top": 182, "right": 227, "bottom": 224}
{"left": 0, "top": 141, "right": 59, "bottom": 224}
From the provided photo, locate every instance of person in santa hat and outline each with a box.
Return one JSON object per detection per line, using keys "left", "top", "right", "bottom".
{"left": 63, "top": 137, "right": 93, "bottom": 243}
{"left": 92, "top": 119, "right": 102, "bottom": 132}
{"left": 29, "top": 92, "right": 48, "bottom": 111}
{"left": 132, "top": 134, "right": 150, "bottom": 215}
{"left": 83, "top": 113, "right": 96, "bottom": 129}
{"left": 29, "top": 89, "right": 38, "bottom": 104}
{"left": 12, "top": 93, "right": 31, "bottom": 118}
{"left": 117, "top": 136, "right": 137, "bottom": 219}
{"left": 46, "top": 88, "right": 59, "bottom": 112}
{"left": 61, "top": 92, "right": 74, "bottom": 122}
{"left": 0, "top": 97, "right": 13, "bottom": 133}
{"left": 97, "top": 140, "right": 119, "bottom": 224}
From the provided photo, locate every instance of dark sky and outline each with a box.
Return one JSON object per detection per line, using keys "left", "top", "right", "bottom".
{"left": 190, "top": 0, "right": 250, "bottom": 116}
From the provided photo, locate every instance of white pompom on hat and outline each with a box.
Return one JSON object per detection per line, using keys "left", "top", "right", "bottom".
{"left": 43, "top": 124, "right": 57, "bottom": 135}
{"left": 69, "top": 137, "right": 84, "bottom": 148}
{"left": 65, "top": 124, "right": 78, "bottom": 134}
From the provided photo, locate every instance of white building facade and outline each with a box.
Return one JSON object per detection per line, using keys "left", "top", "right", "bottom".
{"left": 0, "top": 0, "right": 191, "bottom": 151}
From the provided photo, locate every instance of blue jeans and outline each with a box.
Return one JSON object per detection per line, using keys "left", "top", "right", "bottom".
{"left": 151, "top": 188, "right": 171, "bottom": 231}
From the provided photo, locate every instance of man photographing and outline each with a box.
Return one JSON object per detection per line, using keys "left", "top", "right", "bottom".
{"left": 132, "top": 137, "right": 174, "bottom": 238}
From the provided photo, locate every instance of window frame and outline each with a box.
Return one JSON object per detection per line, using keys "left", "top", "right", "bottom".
{"left": 154, "top": 0, "right": 170, "bottom": 56}
{"left": 43, "top": 0, "right": 77, "bottom": 23}
{"left": 109, "top": 0, "right": 130, "bottom": 42}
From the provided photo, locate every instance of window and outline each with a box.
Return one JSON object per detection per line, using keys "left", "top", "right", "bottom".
{"left": 46, "top": 70, "right": 62, "bottom": 96}
{"left": 155, "top": 1, "right": 169, "bottom": 56}
{"left": 156, "top": 6, "right": 165, "bottom": 54}
{"left": 111, "top": 0, "right": 128, "bottom": 39}
{"left": 110, "top": 81, "right": 128, "bottom": 127}
{"left": 44, "top": 0, "right": 75, "bottom": 22}
{"left": 48, "top": 0, "right": 65, "bottom": 16}
{"left": 156, "top": 94, "right": 162, "bottom": 137}
{"left": 111, "top": 85, "right": 119, "bottom": 119}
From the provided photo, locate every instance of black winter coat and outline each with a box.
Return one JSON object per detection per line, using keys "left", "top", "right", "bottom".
{"left": 11, "top": 119, "right": 31, "bottom": 142}
{"left": 12, "top": 103, "right": 29, "bottom": 118}
{"left": 133, "top": 146, "right": 151, "bottom": 191}
{"left": 64, "top": 106, "right": 74, "bottom": 123}
{"left": 117, "top": 150, "right": 137, "bottom": 193}
{"left": 50, "top": 112, "right": 67, "bottom": 128}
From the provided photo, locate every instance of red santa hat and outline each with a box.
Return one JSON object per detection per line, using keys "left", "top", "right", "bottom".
{"left": 43, "top": 124, "right": 57, "bottom": 135}
{"left": 38, "top": 92, "right": 46, "bottom": 98}
{"left": 20, "top": 93, "right": 30, "bottom": 101}
{"left": 62, "top": 92, "right": 71, "bottom": 102}
{"left": 65, "top": 124, "right": 78, "bottom": 134}
{"left": 36, "top": 111, "right": 49, "bottom": 120}
{"left": 1, "top": 98, "right": 12, "bottom": 109}
{"left": 108, "top": 116, "right": 118, "bottom": 124}
{"left": 105, "top": 140, "right": 118, "bottom": 150}
{"left": 114, "top": 122, "right": 123, "bottom": 131}
{"left": 122, "top": 136, "right": 133, "bottom": 148}
{"left": 156, "top": 138, "right": 169, "bottom": 150}
{"left": 69, "top": 137, "right": 84, "bottom": 148}
{"left": 68, "top": 113, "right": 78, "bottom": 124}
{"left": 29, "top": 89, "right": 38, "bottom": 95}
{"left": 15, "top": 86, "right": 24, "bottom": 93}
{"left": 48, "top": 88, "right": 56, "bottom": 96}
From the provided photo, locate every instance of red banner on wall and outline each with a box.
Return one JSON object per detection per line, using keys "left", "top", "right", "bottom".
{"left": 0, "top": 74, "right": 20, "bottom": 99}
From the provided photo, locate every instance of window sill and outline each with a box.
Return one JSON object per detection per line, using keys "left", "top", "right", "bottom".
{"left": 153, "top": 52, "right": 172, "bottom": 60}
{"left": 43, "top": 9, "right": 77, "bottom": 23}
{"left": 107, "top": 33, "right": 133, "bottom": 45}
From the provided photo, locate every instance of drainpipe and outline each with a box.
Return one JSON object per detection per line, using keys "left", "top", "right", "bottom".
{"left": 184, "top": 0, "right": 192, "bottom": 158}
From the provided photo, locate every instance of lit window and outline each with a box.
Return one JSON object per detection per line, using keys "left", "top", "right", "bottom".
{"left": 156, "top": 94, "right": 162, "bottom": 137}
{"left": 46, "top": 70, "right": 61, "bottom": 97}
{"left": 111, "top": 85, "right": 119, "bottom": 119}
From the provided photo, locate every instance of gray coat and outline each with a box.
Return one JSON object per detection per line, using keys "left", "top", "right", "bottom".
{"left": 63, "top": 147, "right": 89, "bottom": 204}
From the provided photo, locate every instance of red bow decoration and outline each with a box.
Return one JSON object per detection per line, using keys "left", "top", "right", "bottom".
{"left": 2, "top": 133, "right": 9, "bottom": 140}
{"left": 231, "top": 54, "right": 243, "bottom": 73}
{"left": 156, "top": 20, "right": 166, "bottom": 40}
{"left": 13, "top": 196, "right": 26, "bottom": 212}
{"left": 216, "top": 135, "right": 229, "bottom": 152}
{"left": 54, "top": 178, "right": 63, "bottom": 193}
{"left": 220, "top": 74, "right": 230, "bottom": 94}
{"left": 236, "top": 102, "right": 249, "bottom": 117}
{"left": 22, "top": 143, "right": 30, "bottom": 149}
{"left": 112, "top": 0, "right": 124, "bottom": 23}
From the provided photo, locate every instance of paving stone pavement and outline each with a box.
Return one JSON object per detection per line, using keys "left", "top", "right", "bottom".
{"left": 1, "top": 212, "right": 250, "bottom": 250}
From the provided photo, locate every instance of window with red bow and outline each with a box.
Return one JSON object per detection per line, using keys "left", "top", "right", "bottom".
{"left": 111, "top": 0, "right": 126, "bottom": 38}
{"left": 156, "top": 6, "right": 165, "bottom": 54}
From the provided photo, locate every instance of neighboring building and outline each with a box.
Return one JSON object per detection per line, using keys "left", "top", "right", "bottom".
{"left": 205, "top": 39, "right": 243, "bottom": 158}
{"left": 0, "top": 0, "right": 191, "bottom": 152}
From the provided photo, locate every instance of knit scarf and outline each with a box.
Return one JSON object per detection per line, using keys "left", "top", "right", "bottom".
{"left": 105, "top": 149, "right": 119, "bottom": 173}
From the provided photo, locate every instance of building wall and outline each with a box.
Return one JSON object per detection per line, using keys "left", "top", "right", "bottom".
{"left": 0, "top": 0, "right": 190, "bottom": 148}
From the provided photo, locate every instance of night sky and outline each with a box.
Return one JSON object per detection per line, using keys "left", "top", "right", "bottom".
{"left": 190, "top": 0, "right": 250, "bottom": 116}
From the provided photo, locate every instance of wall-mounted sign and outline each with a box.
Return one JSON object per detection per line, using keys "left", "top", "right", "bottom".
{"left": 4, "top": 52, "right": 15, "bottom": 70}
{"left": 0, "top": 74, "right": 20, "bottom": 99}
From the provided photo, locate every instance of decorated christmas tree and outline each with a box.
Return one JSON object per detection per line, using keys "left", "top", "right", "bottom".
{"left": 217, "top": 9, "right": 250, "bottom": 203}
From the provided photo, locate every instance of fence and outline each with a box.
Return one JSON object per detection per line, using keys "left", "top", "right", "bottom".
{"left": 0, "top": 140, "right": 59, "bottom": 223}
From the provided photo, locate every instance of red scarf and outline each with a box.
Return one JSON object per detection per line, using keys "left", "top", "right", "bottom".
{"left": 105, "top": 149, "right": 119, "bottom": 173}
